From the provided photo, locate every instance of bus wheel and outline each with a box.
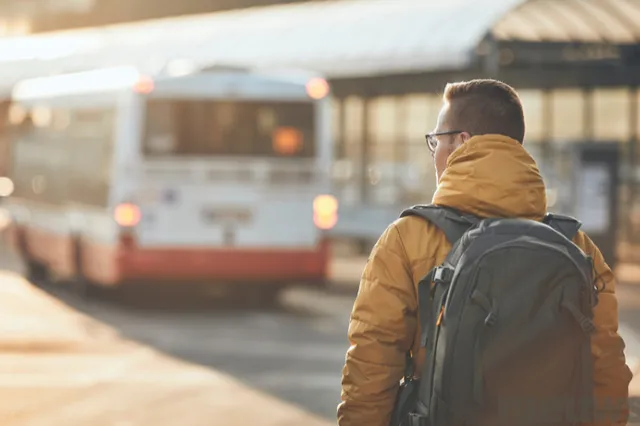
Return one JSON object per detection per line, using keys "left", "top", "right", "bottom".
{"left": 246, "top": 286, "right": 283, "bottom": 308}
{"left": 74, "top": 277, "right": 97, "bottom": 299}
{"left": 71, "top": 236, "right": 99, "bottom": 299}
{"left": 356, "top": 239, "right": 373, "bottom": 255}
{"left": 73, "top": 273, "right": 113, "bottom": 300}
{"left": 25, "top": 259, "right": 49, "bottom": 286}
{"left": 230, "top": 285, "right": 283, "bottom": 309}
{"left": 15, "top": 229, "right": 49, "bottom": 285}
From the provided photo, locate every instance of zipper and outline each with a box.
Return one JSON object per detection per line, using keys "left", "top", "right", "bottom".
{"left": 439, "top": 259, "right": 484, "bottom": 402}
{"left": 436, "top": 306, "right": 445, "bottom": 326}
{"left": 423, "top": 286, "right": 448, "bottom": 415}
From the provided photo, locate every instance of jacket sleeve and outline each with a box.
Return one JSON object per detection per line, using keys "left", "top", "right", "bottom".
{"left": 337, "top": 223, "right": 417, "bottom": 426}
{"left": 575, "top": 231, "right": 633, "bottom": 426}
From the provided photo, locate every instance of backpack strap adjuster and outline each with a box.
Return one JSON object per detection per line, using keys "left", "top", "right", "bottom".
{"left": 433, "top": 266, "right": 454, "bottom": 285}
{"left": 407, "top": 412, "right": 428, "bottom": 426}
{"left": 544, "top": 212, "right": 582, "bottom": 241}
{"left": 561, "top": 298, "right": 597, "bottom": 334}
{"left": 484, "top": 312, "right": 498, "bottom": 327}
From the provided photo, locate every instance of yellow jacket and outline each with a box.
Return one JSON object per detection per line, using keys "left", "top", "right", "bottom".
{"left": 338, "top": 134, "right": 632, "bottom": 426}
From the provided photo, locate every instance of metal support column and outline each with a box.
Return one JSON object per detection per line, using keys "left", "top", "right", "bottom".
{"left": 629, "top": 86, "right": 639, "bottom": 243}
{"left": 541, "top": 89, "right": 553, "bottom": 164}
{"left": 394, "top": 96, "right": 407, "bottom": 192}
{"left": 583, "top": 88, "right": 594, "bottom": 141}
{"left": 337, "top": 97, "right": 346, "bottom": 160}
{"left": 360, "top": 98, "right": 371, "bottom": 204}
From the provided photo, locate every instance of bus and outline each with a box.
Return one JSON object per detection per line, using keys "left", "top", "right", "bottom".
{"left": 4, "top": 65, "right": 337, "bottom": 301}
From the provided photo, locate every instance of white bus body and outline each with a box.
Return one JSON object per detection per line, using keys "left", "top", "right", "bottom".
{"left": 6, "top": 66, "right": 336, "bottom": 292}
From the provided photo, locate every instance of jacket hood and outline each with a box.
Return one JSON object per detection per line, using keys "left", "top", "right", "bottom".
{"left": 432, "top": 134, "right": 547, "bottom": 221}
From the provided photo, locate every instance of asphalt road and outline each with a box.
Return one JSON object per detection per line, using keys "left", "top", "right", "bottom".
{"left": 34, "top": 281, "right": 356, "bottom": 421}
{"left": 32, "top": 280, "right": 640, "bottom": 423}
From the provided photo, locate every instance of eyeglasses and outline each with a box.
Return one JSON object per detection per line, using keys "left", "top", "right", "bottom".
{"left": 425, "top": 130, "right": 464, "bottom": 153}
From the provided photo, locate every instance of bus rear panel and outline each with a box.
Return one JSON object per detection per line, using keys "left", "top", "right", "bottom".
{"left": 7, "top": 67, "right": 336, "bottom": 292}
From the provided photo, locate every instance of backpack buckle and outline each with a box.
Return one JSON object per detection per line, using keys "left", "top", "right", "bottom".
{"left": 579, "top": 316, "right": 596, "bottom": 334}
{"left": 407, "top": 412, "right": 429, "bottom": 426}
{"left": 484, "top": 312, "right": 498, "bottom": 327}
{"left": 433, "top": 266, "right": 454, "bottom": 285}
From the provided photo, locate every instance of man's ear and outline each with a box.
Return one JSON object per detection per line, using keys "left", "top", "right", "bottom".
{"left": 447, "top": 141, "right": 458, "bottom": 156}
{"left": 450, "top": 133, "right": 467, "bottom": 151}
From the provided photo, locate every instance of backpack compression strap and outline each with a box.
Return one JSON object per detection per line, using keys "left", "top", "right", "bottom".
{"left": 399, "top": 204, "right": 478, "bottom": 245}
{"left": 543, "top": 213, "right": 582, "bottom": 241}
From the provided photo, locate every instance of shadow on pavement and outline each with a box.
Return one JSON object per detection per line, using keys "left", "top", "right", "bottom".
{"left": 25, "top": 274, "right": 348, "bottom": 414}
{"left": 33, "top": 275, "right": 322, "bottom": 317}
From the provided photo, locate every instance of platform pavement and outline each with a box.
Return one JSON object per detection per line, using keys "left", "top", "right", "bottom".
{"left": 3, "top": 267, "right": 640, "bottom": 426}
{"left": 1, "top": 235, "right": 638, "bottom": 425}
{"left": 0, "top": 270, "right": 332, "bottom": 426}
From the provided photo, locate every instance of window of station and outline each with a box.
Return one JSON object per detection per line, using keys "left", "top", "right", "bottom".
{"left": 593, "top": 88, "right": 630, "bottom": 142}
{"left": 0, "top": 102, "right": 9, "bottom": 177}
{"left": 518, "top": 89, "right": 544, "bottom": 143}
{"left": 368, "top": 96, "right": 398, "bottom": 186}
{"left": 634, "top": 88, "right": 640, "bottom": 170}
{"left": 636, "top": 89, "right": 640, "bottom": 134}
{"left": 342, "top": 96, "right": 364, "bottom": 176}
{"left": 331, "top": 98, "right": 342, "bottom": 158}
{"left": 636, "top": 88, "right": 640, "bottom": 141}
{"left": 402, "top": 94, "right": 439, "bottom": 203}
{"left": 550, "top": 89, "right": 584, "bottom": 142}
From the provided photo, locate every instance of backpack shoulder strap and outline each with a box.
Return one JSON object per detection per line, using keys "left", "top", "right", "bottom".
{"left": 401, "top": 205, "right": 479, "bottom": 350}
{"left": 400, "top": 204, "right": 478, "bottom": 245}
{"left": 543, "top": 213, "right": 582, "bottom": 241}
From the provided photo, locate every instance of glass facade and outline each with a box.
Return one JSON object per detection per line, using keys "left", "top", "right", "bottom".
{"left": 331, "top": 87, "right": 640, "bottom": 241}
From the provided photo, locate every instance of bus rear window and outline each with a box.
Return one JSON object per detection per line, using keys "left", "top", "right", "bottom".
{"left": 143, "top": 99, "right": 315, "bottom": 158}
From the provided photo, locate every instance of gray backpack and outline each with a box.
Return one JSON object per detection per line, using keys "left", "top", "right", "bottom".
{"left": 392, "top": 204, "right": 598, "bottom": 426}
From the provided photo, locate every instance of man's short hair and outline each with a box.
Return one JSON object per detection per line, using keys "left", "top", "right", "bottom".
{"left": 443, "top": 79, "right": 525, "bottom": 144}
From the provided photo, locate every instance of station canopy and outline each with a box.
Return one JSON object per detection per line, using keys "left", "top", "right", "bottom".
{"left": 0, "top": 0, "right": 638, "bottom": 95}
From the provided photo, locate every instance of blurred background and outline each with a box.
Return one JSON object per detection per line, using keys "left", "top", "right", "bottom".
{"left": 0, "top": 0, "right": 638, "bottom": 425}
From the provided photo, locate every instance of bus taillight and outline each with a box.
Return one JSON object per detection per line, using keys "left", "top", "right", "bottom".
{"left": 273, "top": 127, "right": 303, "bottom": 156}
{"left": 313, "top": 194, "right": 338, "bottom": 230}
{"left": 306, "top": 78, "right": 329, "bottom": 100}
{"left": 114, "top": 203, "right": 141, "bottom": 227}
{"left": 133, "top": 76, "right": 154, "bottom": 94}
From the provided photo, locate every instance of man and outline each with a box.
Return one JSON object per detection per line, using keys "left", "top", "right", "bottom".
{"left": 337, "top": 79, "right": 632, "bottom": 426}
